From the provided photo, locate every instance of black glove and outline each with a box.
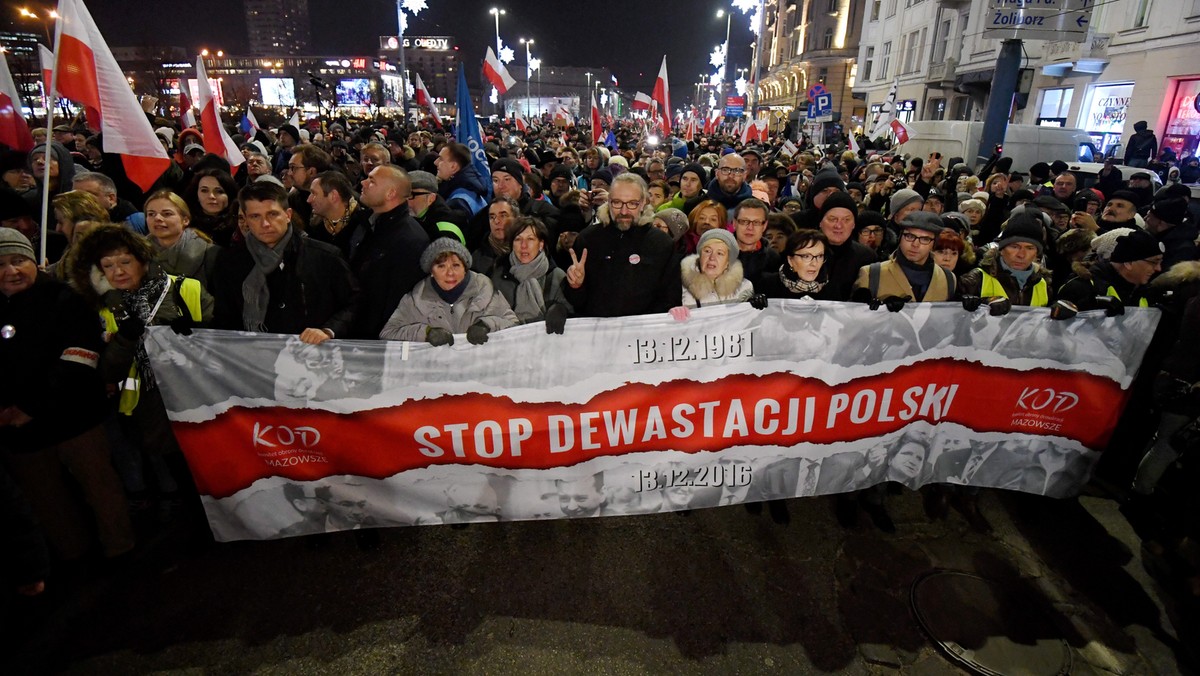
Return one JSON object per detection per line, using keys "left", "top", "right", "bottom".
{"left": 987, "top": 297, "right": 1012, "bottom": 317}
{"left": 1093, "top": 295, "right": 1125, "bottom": 317}
{"left": 961, "top": 295, "right": 983, "bottom": 312}
{"left": 116, "top": 315, "right": 145, "bottom": 341}
{"left": 748, "top": 293, "right": 768, "bottom": 310}
{"left": 1049, "top": 300, "right": 1078, "bottom": 320}
{"left": 868, "top": 297, "right": 883, "bottom": 311}
{"left": 544, "top": 304, "right": 569, "bottom": 335}
{"left": 882, "top": 295, "right": 911, "bottom": 312}
{"left": 426, "top": 327, "right": 454, "bottom": 346}
{"left": 466, "top": 321, "right": 491, "bottom": 345}
{"left": 168, "top": 315, "right": 194, "bottom": 336}
{"left": 102, "top": 289, "right": 125, "bottom": 310}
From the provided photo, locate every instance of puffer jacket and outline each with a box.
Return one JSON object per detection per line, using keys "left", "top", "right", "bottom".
{"left": 378, "top": 271, "right": 519, "bottom": 340}
{"left": 680, "top": 255, "right": 754, "bottom": 308}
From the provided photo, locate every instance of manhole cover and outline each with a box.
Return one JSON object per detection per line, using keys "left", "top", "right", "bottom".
{"left": 911, "top": 570, "right": 1072, "bottom": 676}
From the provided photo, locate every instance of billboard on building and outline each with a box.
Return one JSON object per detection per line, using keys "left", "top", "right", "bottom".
{"left": 336, "top": 79, "right": 374, "bottom": 107}
{"left": 259, "top": 77, "right": 296, "bottom": 107}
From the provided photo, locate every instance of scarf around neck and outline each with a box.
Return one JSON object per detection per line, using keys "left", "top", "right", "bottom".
{"left": 242, "top": 227, "right": 294, "bottom": 332}
{"left": 122, "top": 269, "right": 170, "bottom": 390}
{"left": 509, "top": 250, "right": 550, "bottom": 321}
{"left": 778, "top": 264, "right": 826, "bottom": 295}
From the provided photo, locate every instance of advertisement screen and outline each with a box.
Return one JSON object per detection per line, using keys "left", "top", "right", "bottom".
{"left": 259, "top": 77, "right": 295, "bottom": 107}
{"left": 380, "top": 74, "right": 406, "bottom": 108}
{"left": 187, "top": 78, "right": 224, "bottom": 107}
{"left": 336, "top": 79, "right": 373, "bottom": 106}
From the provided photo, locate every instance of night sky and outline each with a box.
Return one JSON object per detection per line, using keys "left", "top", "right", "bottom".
{"left": 67, "top": 0, "right": 761, "bottom": 98}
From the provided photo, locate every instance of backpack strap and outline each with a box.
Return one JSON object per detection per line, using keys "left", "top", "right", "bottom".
{"left": 868, "top": 263, "right": 882, "bottom": 298}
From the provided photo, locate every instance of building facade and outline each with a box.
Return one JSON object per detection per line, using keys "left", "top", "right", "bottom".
{"left": 757, "top": 0, "right": 867, "bottom": 139}
{"left": 244, "top": 0, "right": 312, "bottom": 57}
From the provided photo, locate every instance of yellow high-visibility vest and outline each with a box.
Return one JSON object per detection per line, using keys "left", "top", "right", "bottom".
{"left": 979, "top": 270, "right": 1049, "bottom": 307}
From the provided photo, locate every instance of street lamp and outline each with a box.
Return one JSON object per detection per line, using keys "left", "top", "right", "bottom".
{"left": 17, "top": 6, "right": 56, "bottom": 44}
{"left": 585, "top": 71, "right": 592, "bottom": 125}
{"left": 716, "top": 9, "right": 732, "bottom": 116}
{"left": 489, "top": 8, "right": 505, "bottom": 54}
{"left": 520, "top": 38, "right": 533, "bottom": 118}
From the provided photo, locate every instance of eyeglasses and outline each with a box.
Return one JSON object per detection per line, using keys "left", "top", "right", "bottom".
{"left": 736, "top": 218, "right": 766, "bottom": 228}
{"left": 790, "top": 253, "right": 825, "bottom": 263}
{"left": 900, "top": 232, "right": 936, "bottom": 245}
{"left": 287, "top": 164, "right": 306, "bottom": 172}
{"left": 609, "top": 199, "right": 643, "bottom": 210}
{"left": 860, "top": 226, "right": 885, "bottom": 236}
{"left": 717, "top": 167, "right": 746, "bottom": 176}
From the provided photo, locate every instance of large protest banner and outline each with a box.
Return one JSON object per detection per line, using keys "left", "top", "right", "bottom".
{"left": 146, "top": 301, "right": 1159, "bottom": 541}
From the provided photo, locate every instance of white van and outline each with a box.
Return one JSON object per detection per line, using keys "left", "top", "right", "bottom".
{"left": 897, "top": 122, "right": 1097, "bottom": 175}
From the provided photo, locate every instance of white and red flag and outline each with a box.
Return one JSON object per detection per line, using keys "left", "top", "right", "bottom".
{"left": 632, "top": 91, "right": 652, "bottom": 111}
{"left": 178, "top": 83, "right": 196, "bottom": 129}
{"left": 414, "top": 73, "right": 442, "bottom": 127}
{"left": 553, "top": 105, "right": 572, "bottom": 127}
{"left": 54, "top": 0, "right": 170, "bottom": 191}
{"left": 37, "top": 44, "right": 54, "bottom": 96}
{"left": 512, "top": 109, "right": 527, "bottom": 133}
{"left": 740, "top": 118, "right": 769, "bottom": 145}
{"left": 483, "top": 46, "right": 516, "bottom": 95}
{"left": 195, "top": 57, "right": 243, "bottom": 170}
{"left": 704, "top": 110, "right": 723, "bottom": 136}
{"left": 650, "top": 56, "right": 671, "bottom": 134}
{"left": 849, "top": 131, "right": 861, "bottom": 155}
{"left": 890, "top": 119, "right": 910, "bottom": 144}
{"left": 590, "top": 93, "right": 602, "bottom": 145}
{"left": 0, "top": 51, "right": 34, "bottom": 152}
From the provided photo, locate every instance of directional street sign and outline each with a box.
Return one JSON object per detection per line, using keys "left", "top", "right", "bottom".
{"left": 983, "top": 0, "right": 1095, "bottom": 43}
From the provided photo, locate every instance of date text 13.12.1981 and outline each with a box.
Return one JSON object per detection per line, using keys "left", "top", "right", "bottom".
{"left": 630, "top": 333, "right": 754, "bottom": 365}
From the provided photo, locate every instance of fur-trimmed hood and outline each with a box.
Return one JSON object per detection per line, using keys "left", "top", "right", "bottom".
{"left": 596, "top": 201, "right": 657, "bottom": 228}
{"left": 1152, "top": 260, "right": 1200, "bottom": 289}
{"left": 681, "top": 254, "right": 746, "bottom": 301}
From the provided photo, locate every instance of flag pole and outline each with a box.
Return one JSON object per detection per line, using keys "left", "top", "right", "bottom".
{"left": 38, "top": 2, "right": 64, "bottom": 266}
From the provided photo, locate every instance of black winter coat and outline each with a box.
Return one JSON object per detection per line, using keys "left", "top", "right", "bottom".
{"left": 348, "top": 205, "right": 431, "bottom": 338}
{"left": 212, "top": 231, "right": 356, "bottom": 337}
{"left": 0, "top": 274, "right": 108, "bottom": 452}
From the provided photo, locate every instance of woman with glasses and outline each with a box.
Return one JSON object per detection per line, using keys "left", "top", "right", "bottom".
{"left": 758, "top": 229, "right": 832, "bottom": 300}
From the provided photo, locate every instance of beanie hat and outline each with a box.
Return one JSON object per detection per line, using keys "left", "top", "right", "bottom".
{"left": 697, "top": 228, "right": 739, "bottom": 261}
{"left": 959, "top": 198, "right": 986, "bottom": 214}
{"left": 681, "top": 162, "right": 707, "bottom": 185}
{"left": 408, "top": 170, "right": 439, "bottom": 194}
{"left": 420, "top": 237, "right": 473, "bottom": 273}
{"left": 655, "top": 208, "right": 689, "bottom": 242}
{"left": 277, "top": 124, "right": 300, "bottom": 145}
{"left": 1029, "top": 162, "right": 1051, "bottom": 180}
{"left": 0, "top": 227, "right": 35, "bottom": 261}
{"left": 608, "top": 155, "right": 629, "bottom": 169}
{"left": 1049, "top": 160, "right": 1069, "bottom": 174}
{"left": 549, "top": 165, "right": 574, "bottom": 183}
{"left": 1110, "top": 228, "right": 1165, "bottom": 263}
{"left": 817, "top": 191, "right": 859, "bottom": 222}
{"left": 997, "top": 210, "right": 1046, "bottom": 255}
{"left": 491, "top": 157, "right": 526, "bottom": 180}
{"left": 941, "top": 212, "right": 970, "bottom": 235}
{"left": 1091, "top": 227, "right": 1133, "bottom": 262}
{"left": 899, "top": 211, "right": 944, "bottom": 235}
{"left": 590, "top": 168, "right": 614, "bottom": 187}
{"left": 809, "top": 168, "right": 846, "bottom": 196}
{"left": 889, "top": 188, "right": 923, "bottom": 215}
{"left": 1149, "top": 197, "right": 1188, "bottom": 225}
{"left": 664, "top": 163, "right": 685, "bottom": 180}
{"left": 856, "top": 210, "right": 888, "bottom": 232}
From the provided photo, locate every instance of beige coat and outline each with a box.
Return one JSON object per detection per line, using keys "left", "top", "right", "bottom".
{"left": 853, "top": 257, "right": 956, "bottom": 302}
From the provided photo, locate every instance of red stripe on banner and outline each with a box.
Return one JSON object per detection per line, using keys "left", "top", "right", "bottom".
{"left": 175, "top": 361, "right": 1127, "bottom": 499}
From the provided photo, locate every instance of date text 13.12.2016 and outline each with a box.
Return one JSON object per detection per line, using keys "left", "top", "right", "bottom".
{"left": 629, "top": 333, "right": 754, "bottom": 365}
{"left": 636, "top": 464, "right": 752, "bottom": 492}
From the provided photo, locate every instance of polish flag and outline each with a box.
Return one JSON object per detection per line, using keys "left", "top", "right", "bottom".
{"left": 684, "top": 118, "right": 694, "bottom": 142}
{"left": 890, "top": 119, "right": 910, "bottom": 144}
{"left": 590, "top": 92, "right": 602, "bottom": 146}
{"left": 650, "top": 56, "right": 671, "bottom": 134}
{"left": 740, "top": 118, "right": 768, "bottom": 145}
{"left": 195, "top": 57, "right": 243, "bottom": 170}
{"left": 483, "top": 46, "right": 516, "bottom": 95}
{"left": 37, "top": 45, "right": 54, "bottom": 95}
{"left": 54, "top": 0, "right": 169, "bottom": 191}
{"left": 513, "top": 109, "right": 527, "bottom": 133}
{"left": 414, "top": 73, "right": 442, "bottom": 127}
{"left": 0, "top": 51, "right": 34, "bottom": 152}
{"left": 849, "top": 131, "right": 860, "bottom": 155}
{"left": 553, "top": 105, "right": 572, "bottom": 127}
{"left": 632, "top": 91, "right": 652, "bottom": 111}
{"left": 178, "top": 86, "right": 196, "bottom": 129}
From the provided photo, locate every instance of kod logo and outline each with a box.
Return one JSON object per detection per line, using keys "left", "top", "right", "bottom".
{"left": 1015, "top": 388, "right": 1079, "bottom": 413}
{"left": 253, "top": 423, "right": 321, "bottom": 448}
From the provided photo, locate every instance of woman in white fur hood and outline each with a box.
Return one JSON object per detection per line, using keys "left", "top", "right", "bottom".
{"left": 675, "top": 228, "right": 754, "bottom": 315}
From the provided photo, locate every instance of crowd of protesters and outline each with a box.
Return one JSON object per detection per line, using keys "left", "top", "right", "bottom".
{"left": 0, "top": 109, "right": 1197, "bottom": 648}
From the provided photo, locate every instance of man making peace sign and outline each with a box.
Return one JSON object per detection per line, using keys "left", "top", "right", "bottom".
{"left": 562, "top": 173, "right": 681, "bottom": 319}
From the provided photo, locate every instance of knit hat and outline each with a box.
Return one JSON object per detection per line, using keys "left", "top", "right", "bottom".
{"left": 277, "top": 124, "right": 301, "bottom": 145}
{"left": 590, "top": 168, "right": 614, "bottom": 187}
{"left": 818, "top": 191, "right": 859, "bottom": 222}
{"left": 697, "top": 228, "right": 738, "bottom": 260}
{"left": 889, "top": 188, "right": 923, "bottom": 215}
{"left": 809, "top": 168, "right": 846, "bottom": 196}
{"left": 549, "top": 165, "right": 574, "bottom": 184}
{"left": 608, "top": 155, "right": 629, "bottom": 169}
{"left": 0, "top": 227, "right": 35, "bottom": 261}
{"left": 491, "top": 157, "right": 526, "bottom": 180}
{"left": 1149, "top": 197, "right": 1189, "bottom": 225}
{"left": 654, "top": 208, "right": 689, "bottom": 242}
{"left": 1108, "top": 190, "right": 1140, "bottom": 206}
{"left": 959, "top": 198, "right": 986, "bottom": 214}
{"left": 408, "top": 170, "right": 439, "bottom": 194}
{"left": 941, "top": 212, "right": 970, "bottom": 235}
{"left": 1110, "top": 228, "right": 1165, "bottom": 263}
{"left": 664, "top": 163, "right": 685, "bottom": 181}
{"left": 681, "top": 162, "right": 707, "bottom": 185}
{"left": 997, "top": 210, "right": 1046, "bottom": 255}
{"left": 420, "top": 237, "right": 473, "bottom": 273}
{"left": 1050, "top": 160, "right": 1069, "bottom": 175}
{"left": 899, "top": 211, "right": 944, "bottom": 235}
{"left": 1091, "top": 228, "right": 1134, "bottom": 262}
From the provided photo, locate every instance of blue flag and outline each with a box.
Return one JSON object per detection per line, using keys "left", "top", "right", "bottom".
{"left": 455, "top": 70, "right": 492, "bottom": 198}
{"left": 239, "top": 114, "right": 253, "bottom": 136}
{"left": 604, "top": 130, "right": 617, "bottom": 150}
